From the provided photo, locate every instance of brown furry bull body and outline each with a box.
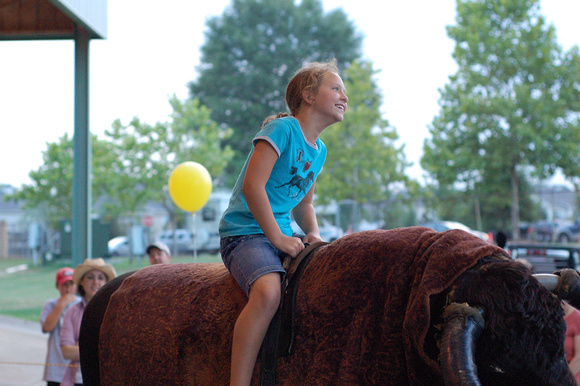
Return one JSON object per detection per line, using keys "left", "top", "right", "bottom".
{"left": 80, "top": 227, "right": 574, "bottom": 385}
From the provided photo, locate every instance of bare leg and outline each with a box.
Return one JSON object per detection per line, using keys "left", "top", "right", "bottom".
{"left": 230, "top": 272, "right": 281, "bottom": 386}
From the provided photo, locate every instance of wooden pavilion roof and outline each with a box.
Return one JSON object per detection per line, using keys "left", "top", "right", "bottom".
{"left": 0, "top": 0, "right": 104, "bottom": 40}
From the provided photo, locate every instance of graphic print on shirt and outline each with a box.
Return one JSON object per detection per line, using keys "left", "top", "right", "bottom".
{"left": 276, "top": 148, "right": 315, "bottom": 199}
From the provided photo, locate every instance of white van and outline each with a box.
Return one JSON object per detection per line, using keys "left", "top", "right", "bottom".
{"left": 156, "top": 228, "right": 195, "bottom": 254}
{"left": 189, "top": 190, "right": 231, "bottom": 253}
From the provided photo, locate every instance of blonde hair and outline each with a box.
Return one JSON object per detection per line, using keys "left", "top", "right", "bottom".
{"left": 262, "top": 58, "right": 339, "bottom": 128}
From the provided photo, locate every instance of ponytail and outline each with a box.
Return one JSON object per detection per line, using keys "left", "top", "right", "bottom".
{"left": 261, "top": 112, "right": 290, "bottom": 128}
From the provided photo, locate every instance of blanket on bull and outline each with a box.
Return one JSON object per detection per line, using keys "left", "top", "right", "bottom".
{"left": 98, "top": 226, "right": 507, "bottom": 385}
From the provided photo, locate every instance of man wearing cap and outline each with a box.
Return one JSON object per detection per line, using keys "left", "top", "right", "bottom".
{"left": 146, "top": 241, "right": 171, "bottom": 265}
{"left": 40, "top": 267, "right": 80, "bottom": 385}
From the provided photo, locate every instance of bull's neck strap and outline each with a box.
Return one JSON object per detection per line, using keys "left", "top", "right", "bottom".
{"left": 283, "top": 241, "right": 328, "bottom": 293}
{"left": 260, "top": 241, "right": 328, "bottom": 386}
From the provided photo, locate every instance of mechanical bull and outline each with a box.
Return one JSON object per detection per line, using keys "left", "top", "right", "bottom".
{"left": 79, "top": 227, "right": 579, "bottom": 385}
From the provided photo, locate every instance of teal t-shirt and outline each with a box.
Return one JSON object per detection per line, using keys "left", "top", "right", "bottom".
{"left": 219, "top": 116, "right": 327, "bottom": 237}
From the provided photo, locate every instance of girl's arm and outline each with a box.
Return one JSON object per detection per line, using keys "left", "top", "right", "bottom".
{"left": 291, "top": 181, "right": 322, "bottom": 244}
{"left": 243, "top": 140, "right": 304, "bottom": 257}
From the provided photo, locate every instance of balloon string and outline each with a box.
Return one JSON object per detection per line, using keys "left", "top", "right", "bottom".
{"left": 193, "top": 211, "right": 197, "bottom": 262}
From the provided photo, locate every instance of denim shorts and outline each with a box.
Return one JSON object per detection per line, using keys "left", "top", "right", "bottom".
{"left": 220, "top": 234, "right": 287, "bottom": 296}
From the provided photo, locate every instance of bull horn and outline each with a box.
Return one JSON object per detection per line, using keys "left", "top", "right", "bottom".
{"left": 534, "top": 269, "right": 580, "bottom": 309}
{"left": 439, "top": 302, "right": 484, "bottom": 386}
{"left": 532, "top": 273, "right": 559, "bottom": 291}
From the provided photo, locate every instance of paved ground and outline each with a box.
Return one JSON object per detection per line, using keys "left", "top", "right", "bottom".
{"left": 0, "top": 315, "right": 46, "bottom": 386}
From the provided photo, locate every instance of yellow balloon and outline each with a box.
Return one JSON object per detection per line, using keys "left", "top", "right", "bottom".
{"left": 168, "top": 162, "right": 213, "bottom": 212}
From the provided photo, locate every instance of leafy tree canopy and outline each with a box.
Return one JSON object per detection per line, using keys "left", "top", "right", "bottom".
{"left": 8, "top": 97, "right": 234, "bottom": 232}
{"left": 101, "top": 96, "right": 234, "bottom": 220}
{"left": 316, "top": 60, "right": 410, "bottom": 206}
{"left": 421, "top": 0, "right": 580, "bottom": 237}
{"left": 7, "top": 133, "right": 109, "bottom": 230}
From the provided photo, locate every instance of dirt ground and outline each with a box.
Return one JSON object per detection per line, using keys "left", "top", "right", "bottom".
{"left": 0, "top": 315, "right": 46, "bottom": 386}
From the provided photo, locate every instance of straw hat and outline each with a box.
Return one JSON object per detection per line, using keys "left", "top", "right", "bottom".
{"left": 73, "top": 258, "right": 117, "bottom": 284}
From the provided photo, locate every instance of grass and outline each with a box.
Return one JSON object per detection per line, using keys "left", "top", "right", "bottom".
{"left": 0, "top": 253, "right": 222, "bottom": 322}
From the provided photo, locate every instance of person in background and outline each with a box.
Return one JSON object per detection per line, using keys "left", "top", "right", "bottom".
{"left": 218, "top": 59, "right": 348, "bottom": 385}
{"left": 146, "top": 241, "right": 171, "bottom": 264}
{"left": 495, "top": 230, "right": 507, "bottom": 249}
{"left": 563, "top": 300, "right": 580, "bottom": 383}
{"left": 60, "top": 258, "right": 116, "bottom": 386}
{"left": 40, "top": 267, "right": 80, "bottom": 386}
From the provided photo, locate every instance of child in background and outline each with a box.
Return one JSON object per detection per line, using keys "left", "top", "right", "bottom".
{"left": 40, "top": 267, "right": 80, "bottom": 386}
{"left": 563, "top": 300, "right": 580, "bottom": 383}
{"left": 219, "top": 59, "right": 348, "bottom": 385}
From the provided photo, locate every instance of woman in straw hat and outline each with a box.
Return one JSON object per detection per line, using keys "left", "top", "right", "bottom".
{"left": 60, "top": 258, "right": 116, "bottom": 386}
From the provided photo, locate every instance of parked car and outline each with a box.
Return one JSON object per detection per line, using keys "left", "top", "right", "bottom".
{"left": 507, "top": 242, "right": 580, "bottom": 273}
{"left": 518, "top": 222, "right": 532, "bottom": 240}
{"left": 420, "top": 221, "right": 491, "bottom": 243}
{"left": 291, "top": 218, "right": 343, "bottom": 242}
{"left": 556, "top": 217, "right": 580, "bottom": 243}
{"left": 356, "top": 220, "right": 385, "bottom": 232}
{"left": 157, "top": 229, "right": 194, "bottom": 254}
{"left": 318, "top": 219, "right": 344, "bottom": 242}
{"left": 107, "top": 236, "right": 130, "bottom": 257}
{"left": 527, "top": 220, "right": 563, "bottom": 242}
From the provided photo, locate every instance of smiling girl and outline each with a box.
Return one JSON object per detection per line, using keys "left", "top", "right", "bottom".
{"left": 218, "top": 59, "right": 348, "bottom": 385}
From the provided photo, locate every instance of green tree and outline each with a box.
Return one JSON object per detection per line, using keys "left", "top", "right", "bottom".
{"left": 315, "top": 60, "right": 410, "bottom": 227}
{"left": 421, "top": 0, "right": 580, "bottom": 238}
{"left": 421, "top": 171, "right": 542, "bottom": 233}
{"left": 102, "top": 96, "right": 234, "bottom": 228}
{"left": 7, "top": 133, "right": 110, "bottom": 230}
{"left": 9, "top": 97, "right": 234, "bottom": 235}
{"left": 189, "top": 0, "right": 362, "bottom": 184}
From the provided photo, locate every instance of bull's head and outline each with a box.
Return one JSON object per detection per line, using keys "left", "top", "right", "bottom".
{"left": 438, "top": 263, "right": 579, "bottom": 385}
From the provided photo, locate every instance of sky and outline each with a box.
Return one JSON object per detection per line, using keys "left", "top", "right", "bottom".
{"left": 1, "top": 0, "right": 578, "bottom": 189}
